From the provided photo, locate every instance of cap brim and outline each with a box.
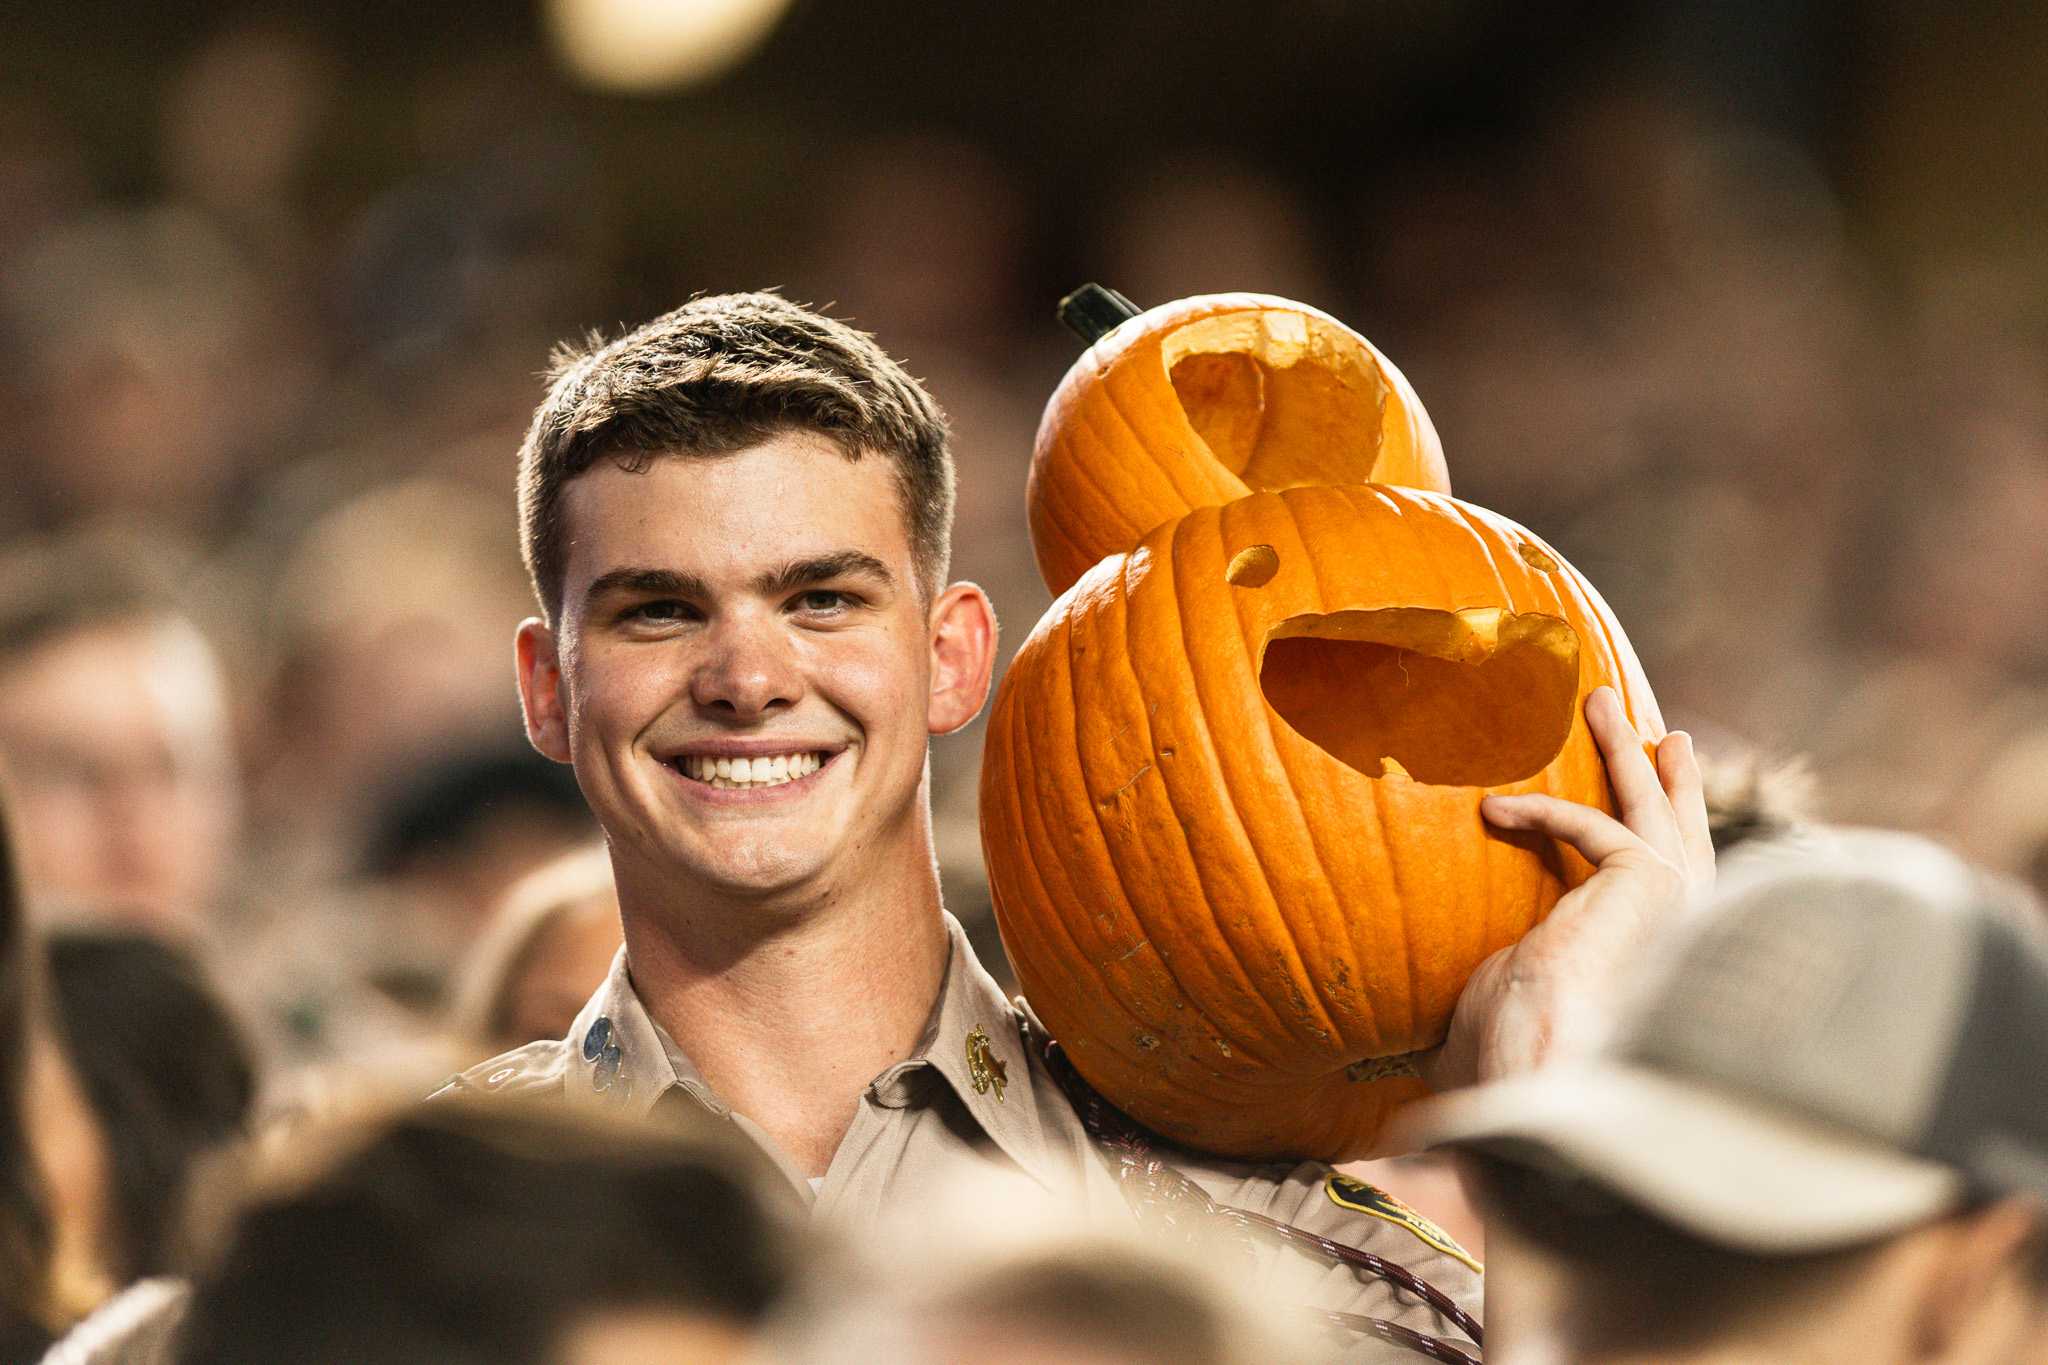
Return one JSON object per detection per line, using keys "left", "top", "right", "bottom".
{"left": 1395, "top": 1064, "right": 1968, "bottom": 1254}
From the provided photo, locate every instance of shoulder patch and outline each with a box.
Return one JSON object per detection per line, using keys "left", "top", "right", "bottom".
{"left": 435, "top": 1039, "right": 572, "bottom": 1101}
{"left": 1325, "top": 1173, "right": 1482, "bottom": 1273}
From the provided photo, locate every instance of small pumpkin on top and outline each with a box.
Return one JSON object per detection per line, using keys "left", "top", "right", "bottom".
{"left": 1026, "top": 289, "right": 1450, "bottom": 597}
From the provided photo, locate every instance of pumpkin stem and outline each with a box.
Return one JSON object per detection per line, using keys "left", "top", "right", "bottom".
{"left": 1057, "top": 282, "right": 1141, "bottom": 343}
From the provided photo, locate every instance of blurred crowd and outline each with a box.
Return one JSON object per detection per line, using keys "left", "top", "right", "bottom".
{"left": 5, "top": 19, "right": 2047, "bottom": 1064}
{"left": 3, "top": 7, "right": 2047, "bottom": 1363}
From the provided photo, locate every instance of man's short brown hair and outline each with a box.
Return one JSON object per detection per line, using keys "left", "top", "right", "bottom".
{"left": 517, "top": 292, "right": 954, "bottom": 623}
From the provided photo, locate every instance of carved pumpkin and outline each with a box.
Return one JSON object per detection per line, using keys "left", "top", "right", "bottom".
{"left": 1027, "top": 291, "right": 1450, "bottom": 597}
{"left": 980, "top": 484, "right": 1661, "bottom": 1159}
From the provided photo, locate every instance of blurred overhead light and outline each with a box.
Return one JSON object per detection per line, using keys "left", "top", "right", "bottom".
{"left": 543, "top": 0, "right": 794, "bottom": 94}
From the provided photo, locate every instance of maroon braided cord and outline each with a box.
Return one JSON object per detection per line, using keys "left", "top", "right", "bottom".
{"left": 1313, "top": 1312, "right": 1483, "bottom": 1365}
{"left": 1039, "top": 1037, "right": 1483, "bottom": 1360}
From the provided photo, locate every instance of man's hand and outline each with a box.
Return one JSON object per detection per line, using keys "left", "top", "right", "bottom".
{"left": 1419, "top": 686, "right": 1714, "bottom": 1093}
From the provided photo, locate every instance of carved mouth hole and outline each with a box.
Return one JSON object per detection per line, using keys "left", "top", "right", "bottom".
{"left": 1259, "top": 607, "right": 1580, "bottom": 788}
{"left": 1163, "top": 310, "right": 1390, "bottom": 491}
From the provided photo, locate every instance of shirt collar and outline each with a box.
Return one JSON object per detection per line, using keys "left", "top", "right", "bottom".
{"left": 560, "top": 914, "right": 1070, "bottom": 1189}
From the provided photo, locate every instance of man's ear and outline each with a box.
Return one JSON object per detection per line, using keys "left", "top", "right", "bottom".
{"left": 515, "top": 617, "right": 574, "bottom": 763}
{"left": 1909, "top": 1198, "right": 2042, "bottom": 1360}
{"left": 927, "top": 582, "right": 998, "bottom": 737}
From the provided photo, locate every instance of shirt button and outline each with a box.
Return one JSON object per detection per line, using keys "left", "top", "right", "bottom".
{"left": 582, "top": 1016, "right": 613, "bottom": 1062}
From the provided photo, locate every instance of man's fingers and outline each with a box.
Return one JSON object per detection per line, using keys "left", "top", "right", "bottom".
{"left": 1585, "top": 687, "right": 1684, "bottom": 862}
{"left": 1482, "top": 792, "right": 1645, "bottom": 868}
{"left": 1657, "top": 730, "right": 1716, "bottom": 889}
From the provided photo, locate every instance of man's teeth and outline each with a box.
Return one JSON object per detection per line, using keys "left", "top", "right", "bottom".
{"left": 678, "top": 752, "right": 824, "bottom": 789}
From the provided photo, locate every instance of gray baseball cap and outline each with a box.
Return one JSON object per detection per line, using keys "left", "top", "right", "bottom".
{"left": 1400, "top": 830, "right": 2048, "bottom": 1253}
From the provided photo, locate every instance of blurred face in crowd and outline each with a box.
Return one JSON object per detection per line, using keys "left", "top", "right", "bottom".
{"left": 517, "top": 433, "right": 991, "bottom": 915}
{"left": 498, "top": 890, "right": 622, "bottom": 1048}
{"left": 1482, "top": 1203, "right": 2048, "bottom": 1365}
{"left": 0, "top": 618, "right": 238, "bottom": 929}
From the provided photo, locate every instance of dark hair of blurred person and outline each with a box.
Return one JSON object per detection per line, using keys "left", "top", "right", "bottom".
{"left": 445, "top": 844, "right": 619, "bottom": 1055}
{"left": 359, "top": 743, "right": 595, "bottom": 970}
{"left": 0, "top": 533, "right": 239, "bottom": 933}
{"left": 0, "top": 790, "right": 60, "bottom": 1359}
{"left": 175, "top": 1097, "right": 792, "bottom": 1364}
{"left": 1407, "top": 831, "right": 2048, "bottom": 1364}
{"left": 1696, "top": 742, "right": 1814, "bottom": 855}
{"left": 45, "top": 929, "right": 256, "bottom": 1285}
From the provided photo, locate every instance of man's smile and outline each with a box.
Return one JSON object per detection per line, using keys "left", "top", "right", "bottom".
{"left": 661, "top": 741, "right": 847, "bottom": 798}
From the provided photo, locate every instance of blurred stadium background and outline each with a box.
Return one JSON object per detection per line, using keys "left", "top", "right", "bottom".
{"left": 3, "top": 0, "right": 2046, "bottom": 1040}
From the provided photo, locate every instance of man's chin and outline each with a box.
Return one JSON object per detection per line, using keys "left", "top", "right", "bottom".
{"left": 677, "top": 847, "right": 826, "bottom": 903}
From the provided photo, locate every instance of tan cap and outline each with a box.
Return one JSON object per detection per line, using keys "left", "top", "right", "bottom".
{"left": 1400, "top": 831, "right": 2048, "bottom": 1254}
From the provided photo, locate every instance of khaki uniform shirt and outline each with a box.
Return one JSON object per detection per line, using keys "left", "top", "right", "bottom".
{"left": 438, "top": 915, "right": 1483, "bottom": 1361}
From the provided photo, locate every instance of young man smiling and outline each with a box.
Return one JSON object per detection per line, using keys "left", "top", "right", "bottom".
{"left": 446, "top": 292, "right": 1713, "bottom": 1357}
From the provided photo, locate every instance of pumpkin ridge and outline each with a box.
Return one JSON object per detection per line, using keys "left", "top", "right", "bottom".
{"left": 1329, "top": 487, "right": 1437, "bottom": 1044}
{"left": 1125, "top": 531, "right": 1307, "bottom": 1074}
{"left": 1065, "top": 396, "right": 1201, "bottom": 587}
{"left": 1081, "top": 547, "right": 1284, "bottom": 1077}
{"left": 988, "top": 655, "right": 1102, "bottom": 1064}
{"left": 1062, "top": 403, "right": 1147, "bottom": 572}
{"left": 1414, "top": 495, "right": 1489, "bottom": 981}
{"left": 1001, "top": 587, "right": 1173, "bottom": 1089}
{"left": 1457, "top": 494, "right": 1522, "bottom": 629}
{"left": 1231, "top": 493, "right": 1383, "bottom": 1056}
{"left": 1166, "top": 507, "right": 1351, "bottom": 1065}
{"left": 1412, "top": 490, "right": 1491, "bottom": 988}
{"left": 1028, "top": 442, "right": 1102, "bottom": 583}
{"left": 1051, "top": 575, "right": 1223, "bottom": 1073}
{"left": 1100, "top": 371, "right": 1238, "bottom": 537}
{"left": 1112, "top": 540, "right": 1301, "bottom": 1070}
{"left": 1456, "top": 507, "right": 1517, "bottom": 957}
{"left": 988, "top": 638, "right": 1089, "bottom": 1053}
{"left": 1282, "top": 489, "right": 1428, "bottom": 1050}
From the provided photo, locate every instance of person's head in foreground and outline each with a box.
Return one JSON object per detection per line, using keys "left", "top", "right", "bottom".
{"left": 175, "top": 1096, "right": 792, "bottom": 1364}
{"left": 1404, "top": 829, "right": 2048, "bottom": 1365}
{"left": 765, "top": 1164, "right": 1316, "bottom": 1365}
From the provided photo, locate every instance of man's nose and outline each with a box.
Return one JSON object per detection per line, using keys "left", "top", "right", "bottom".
{"left": 689, "top": 614, "right": 803, "bottom": 718}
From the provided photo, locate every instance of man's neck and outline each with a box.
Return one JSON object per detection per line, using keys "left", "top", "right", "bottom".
{"left": 613, "top": 842, "right": 952, "bottom": 1179}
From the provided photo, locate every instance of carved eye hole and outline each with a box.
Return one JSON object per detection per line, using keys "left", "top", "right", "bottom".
{"left": 1518, "top": 541, "right": 1560, "bottom": 573}
{"left": 1226, "top": 544, "right": 1280, "bottom": 588}
{"left": 1163, "top": 310, "right": 1391, "bottom": 491}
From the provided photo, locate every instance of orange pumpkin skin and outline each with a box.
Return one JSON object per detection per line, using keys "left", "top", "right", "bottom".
{"left": 981, "top": 484, "right": 1661, "bottom": 1160}
{"left": 1026, "top": 292, "right": 1451, "bottom": 598}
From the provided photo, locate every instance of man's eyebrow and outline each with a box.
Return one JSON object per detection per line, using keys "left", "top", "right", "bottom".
{"left": 754, "top": 551, "right": 895, "bottom": 597}
{"left": 583, "top": 567, "right": 713, "bottom": 606}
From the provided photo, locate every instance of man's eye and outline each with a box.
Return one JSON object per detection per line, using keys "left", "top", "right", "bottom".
{"left": 797, "top": 590, "right": 850, "bottom": 613}
{"left": 627, "top": 600, "right": 693, "bottom": 623}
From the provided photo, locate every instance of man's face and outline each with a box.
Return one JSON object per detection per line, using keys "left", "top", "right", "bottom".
{"left": 0, "top": 617, "right": 240, "bottom": 928}
{"left": 523, "top": 434, "right": 964, "bottom": 906}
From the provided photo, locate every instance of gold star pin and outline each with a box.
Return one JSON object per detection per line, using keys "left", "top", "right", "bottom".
{"left": 965, "top": 1025, "right": 1008, "bottom": 1103}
